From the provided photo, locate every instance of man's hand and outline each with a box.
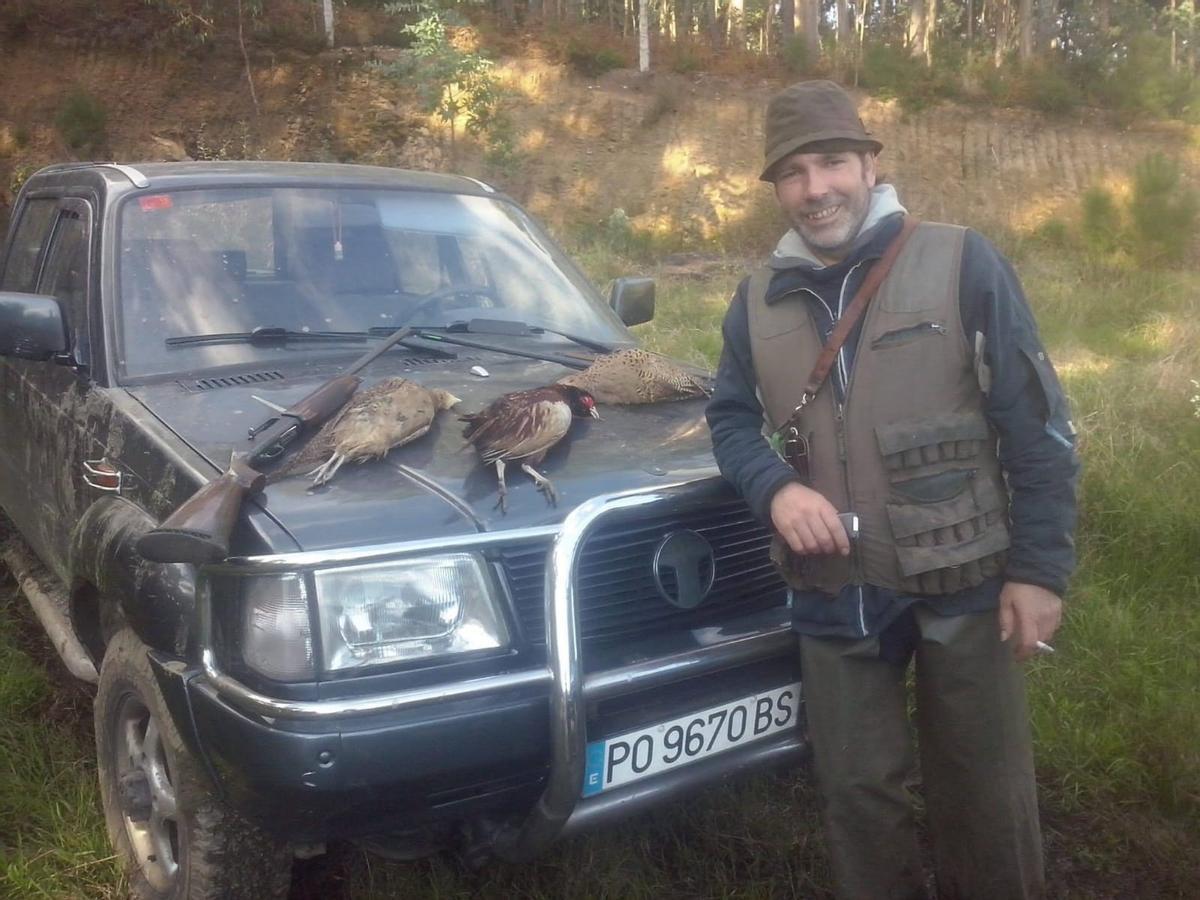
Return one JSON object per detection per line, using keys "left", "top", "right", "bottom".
{"left": 998, "top": 582, "right": 1062, "bottom": 662}
{"left": 770, "top": 482, "right": 850, "bottom": 557}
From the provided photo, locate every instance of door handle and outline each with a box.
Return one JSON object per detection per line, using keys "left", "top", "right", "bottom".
{"left": 83, "top": 458, "right": 122, "bottom": 493}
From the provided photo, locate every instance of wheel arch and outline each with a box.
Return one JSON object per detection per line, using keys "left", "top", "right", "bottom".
{"left": 71, "top": 496, "right": 195, "bottom": 657}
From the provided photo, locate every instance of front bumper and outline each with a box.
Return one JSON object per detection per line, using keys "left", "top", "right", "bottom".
{"left": 166, "top": 479, "right": 807, "bottom": 853}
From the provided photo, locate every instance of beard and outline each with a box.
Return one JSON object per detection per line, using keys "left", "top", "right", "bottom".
{"left": 787, "top": 188, "right": 872, "bottom": 258}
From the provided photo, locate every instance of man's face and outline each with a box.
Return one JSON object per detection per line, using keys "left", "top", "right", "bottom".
{"left": 773, "top": 150, "right": 877, "bottom": 264}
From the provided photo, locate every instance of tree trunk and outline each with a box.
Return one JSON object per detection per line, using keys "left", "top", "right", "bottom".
{"left": 731, "top": 0, "right": 745, "bottom": 47}
{"left": 837, "top": 0, "right": 851, "bottom": 45}
{"left": 678, "top": 0, "right": 693, "bottom": 38}
{"left": 1036, "top": 0, "right": 1058, "bottom": 52}
{"left": 780, "top": 0, "right": 795, "bottom": 39}
{"left": 640, "top": 0, "right": 651, "bottom": 70}
{"left": 908, "top": 0, "right": 927, "bottom": 60}
{"left": 709, "top": 0, "right": 723, "bottom": 47}
{"left": 966, "top": 0, "right": 974, "bottom": 45}
{"left": 322, "top": 0, "right": 334, "bottom": 47}
{"left": 499, "top": 0, "right": 516, "bottom": 25}
{"left": 1191, "top": 0, "right": 1197, "bottom": 74}
{"left": 1019, "top": 0, "right": 1033, "bottom": 62}
{"left": 1169, "top": 0, "right": 1178, "bottom": 69}
{"left": 798, "top": 0, "right": 820, "bottom": 58}
{"left": 994, "top": 0, "right": 1009, "bottom": 66}
{"left": 924, "top": 0, "right": 937, "bottom": 64}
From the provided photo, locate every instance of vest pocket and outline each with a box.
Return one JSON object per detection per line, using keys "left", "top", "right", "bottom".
{"left": 876, "top": 412, "right": 1011, "bottom": 593}
{"left": 869, "top": 321, "right": 948, "bottom": 350}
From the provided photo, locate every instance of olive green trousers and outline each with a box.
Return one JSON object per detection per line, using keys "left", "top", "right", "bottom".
{"left": 799, "top": 606, "right": 1044, "bottom": 900}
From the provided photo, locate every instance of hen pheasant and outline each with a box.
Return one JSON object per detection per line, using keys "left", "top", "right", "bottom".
{"left": 557, "top": 349, "right": 711, "bottom": 404}
{"left": 281, "top": 377, "right": 460, "bottom": 487}
{"left": 460, "top": 384, "right": 599, "bottom": 512}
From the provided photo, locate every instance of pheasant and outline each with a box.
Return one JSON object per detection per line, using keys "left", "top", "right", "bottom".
{"left": 280, "top": 377, "right": 460, "bottom": 487}
{"left": 460, "top": 384, "right": 599, "bottom": 512}
{"left": 557, "top": 348, "right": 711, "bottom": 405}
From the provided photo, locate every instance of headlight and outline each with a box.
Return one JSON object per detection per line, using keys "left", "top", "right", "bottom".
{"left": 314, "top": 553, "right": 509, "bottom": 673}
{"left": 240, "top": 573, "right": 315, "bottom": 682}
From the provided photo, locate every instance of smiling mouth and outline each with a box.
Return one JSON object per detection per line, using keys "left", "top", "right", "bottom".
{"left": 804, "top": 205, "right": 841, "bottom": 223}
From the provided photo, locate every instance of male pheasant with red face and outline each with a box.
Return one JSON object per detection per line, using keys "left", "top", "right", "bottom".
{"left": 557, "top": 348, "right": 711, "bottom": 405}
{"left": 281, "top": 377, "right": 460, "bottom": 487}
{"left": 460, "top": 384, "right": 599, "bottom": 512}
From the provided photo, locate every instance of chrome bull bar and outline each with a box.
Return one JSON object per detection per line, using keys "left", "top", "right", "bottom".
{"left": 194, "top": 478, "right": 803, "bottom": 859}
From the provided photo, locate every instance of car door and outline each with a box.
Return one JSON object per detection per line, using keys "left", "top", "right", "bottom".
{"left": 0, "top": 193, "right": 60, "bottom": 548}
{"left": 1, "top": 197, "right": 107, "bottom": 582}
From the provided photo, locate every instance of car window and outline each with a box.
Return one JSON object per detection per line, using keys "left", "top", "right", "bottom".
{"left": 1, "top": 197, "right": 58, "bottom": 292}
{"left": 115, "top": 187, "right": 630, "bottom": 380}
{"left": 38, "top": 203, "right": 92, "bottom": 366}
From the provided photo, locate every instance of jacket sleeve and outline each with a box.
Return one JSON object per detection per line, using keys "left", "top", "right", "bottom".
{"left": 959, "top": 230, "right": 1081, "bottom": 597}
{"left": 706, "top": 277, "right": 803, "bottom": 525}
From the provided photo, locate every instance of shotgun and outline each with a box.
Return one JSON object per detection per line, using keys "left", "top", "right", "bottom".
{"left": 135, "top": 327, "right": 416, "bottom": 565}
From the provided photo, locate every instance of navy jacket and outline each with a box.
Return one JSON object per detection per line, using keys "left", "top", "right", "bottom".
{"left": 706, "top": 213, "right": 1080, "bottom": 639}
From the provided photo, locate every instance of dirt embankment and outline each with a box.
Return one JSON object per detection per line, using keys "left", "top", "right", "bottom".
{"left": 0, "top": 34, "right": 1197, "bottom": 242}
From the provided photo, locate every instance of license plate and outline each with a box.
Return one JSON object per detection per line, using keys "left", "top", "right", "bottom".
{"left": 581, "top": 682, "right": 802, "bottom": 797}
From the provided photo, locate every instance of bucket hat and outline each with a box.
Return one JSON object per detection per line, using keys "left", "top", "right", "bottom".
{"left": 761, "top": 80, "right": 882, "bottom": 182}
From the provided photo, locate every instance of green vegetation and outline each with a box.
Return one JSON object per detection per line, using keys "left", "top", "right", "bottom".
{"left": 0, "top": 584, "right": 126, "bottom": 899}
{"left": 1, "top": 160, "right": 1199, "bottom": 895}
{"left": 565, "top": 40, "right": 626, "bottom": 77}
{"left": 53, "top": 90, "right": 107, "bottom": 154}
{"left": 378, "top": 1, "right": 505, "bottom": 160}
{"left": 1079, "top": 154, "right": 1199, "bottom": 265}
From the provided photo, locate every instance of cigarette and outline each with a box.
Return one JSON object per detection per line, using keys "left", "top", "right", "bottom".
{"left": 1035, "top": 641, "right": 1055, "bottom": 654}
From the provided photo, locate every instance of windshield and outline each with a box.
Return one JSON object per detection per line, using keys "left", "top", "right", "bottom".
{"left": 114, "top": 186, "right": 630, "bottom": 378}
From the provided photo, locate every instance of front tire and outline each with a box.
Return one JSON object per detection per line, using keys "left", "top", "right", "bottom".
{"left": 95, "top": 628, "right": 292, "bottom": 900}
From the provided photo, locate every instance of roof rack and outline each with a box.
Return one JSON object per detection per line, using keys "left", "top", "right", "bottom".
{"left": 34, "top": 162, "right": 149, "bottom": 188}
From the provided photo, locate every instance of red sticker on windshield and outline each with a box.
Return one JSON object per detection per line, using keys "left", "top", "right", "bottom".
{"left": 138, "top": 195, "right": 173, "bottom": 211}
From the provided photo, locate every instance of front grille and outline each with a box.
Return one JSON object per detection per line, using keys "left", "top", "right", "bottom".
{"left": 499, "top": 499, "right": 787, "bottom": 647}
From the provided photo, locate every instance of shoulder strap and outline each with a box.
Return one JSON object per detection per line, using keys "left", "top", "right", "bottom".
{"left": 799, "top": 215, "right": 920, "bottom": 403}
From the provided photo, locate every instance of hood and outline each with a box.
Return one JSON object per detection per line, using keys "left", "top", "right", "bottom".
{"left": 126, "top": 350, "right": 719, "bottom": 552}
{"left": 769, "top": 184, "right": 907, "bottom": 270}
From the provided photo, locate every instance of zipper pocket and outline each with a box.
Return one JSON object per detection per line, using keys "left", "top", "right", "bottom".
{"left": 870, "top": 321, "right": 947, "bottom": 349}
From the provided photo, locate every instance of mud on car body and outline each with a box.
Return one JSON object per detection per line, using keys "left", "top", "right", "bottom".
{"left": 0, "top": 161, "right": 805, "bottom": 899}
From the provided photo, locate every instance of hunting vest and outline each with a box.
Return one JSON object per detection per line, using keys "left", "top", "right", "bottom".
{"left": 747, "top": 222, "right": 1010, "bottom": 595}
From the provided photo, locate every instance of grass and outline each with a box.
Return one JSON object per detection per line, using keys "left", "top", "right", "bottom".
{"left": 1, "top": 231, "right": 1199, "bottom": 897}
{"left": 0, "top": 582, "right": 126, "bottom": 899}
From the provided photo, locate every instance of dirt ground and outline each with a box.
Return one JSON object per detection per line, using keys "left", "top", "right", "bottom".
{"left": 1, "top": 33, "right": 1197, "bottom": 242}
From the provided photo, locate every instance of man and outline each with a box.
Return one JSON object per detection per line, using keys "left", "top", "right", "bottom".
{"left": 706, "top": 80, "right": 1079, "bottom": 900}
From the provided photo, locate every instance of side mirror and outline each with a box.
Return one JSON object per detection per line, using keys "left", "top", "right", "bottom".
{"left": 0, "top": 292, "right": 68, "bottom": 361}
{"left": 608, "top": 276, "right": 655, "bottom": 327}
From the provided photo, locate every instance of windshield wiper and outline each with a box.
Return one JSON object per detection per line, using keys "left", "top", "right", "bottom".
{"left": 166, "top": 327, "right": 372, "bottom": 347}
{"left": 403, "top": 318, "right": 617, "bottom": 354}
{"left": 165, "top": 326, "right": 457, "bottom": 359}
{"left": 370, "top": 325, "right": 596, "bottom": 371}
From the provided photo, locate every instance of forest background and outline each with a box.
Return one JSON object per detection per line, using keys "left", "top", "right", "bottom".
{"left": 0, "top": 0, "right": 1198, "bottom": 897}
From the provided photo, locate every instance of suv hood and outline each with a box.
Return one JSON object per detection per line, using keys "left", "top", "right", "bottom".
{"left": 126, "top": 353, "right": 720, "bottom": 551}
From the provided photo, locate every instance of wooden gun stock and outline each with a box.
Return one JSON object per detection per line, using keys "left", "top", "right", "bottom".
{"left": 136, "top": 456, "right": 266, "bottom": 564}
